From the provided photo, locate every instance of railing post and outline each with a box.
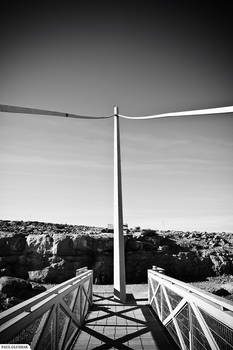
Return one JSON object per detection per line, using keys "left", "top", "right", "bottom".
{"left": 113, "top": 105, "right": 126, "bottom": 302}
{"left": 90, "top": 270, "right": 93, "bottom": 305}
{"left": 152, "top": 265, "right": 165, "bottom": 274}
{"left": 53, "top": 304, "right": 58, "bottom": 350}
{"left": 148, "top": 270, "right": 151, "bottom": 303}
{"left": 188, "top": 304, "right": 193, "bottom": 350}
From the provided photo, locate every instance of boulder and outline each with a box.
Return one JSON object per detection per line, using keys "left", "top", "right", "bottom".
{"left": 0, "top": 295, "right": 23, "bottom": 312}
{"left": 213, "top": 288, "right": 230, "bottom": 297}
{"left": 0, "top": 276, "right": 32, "bottom": 298}
{"left": 26, "top": 234, "right": 53, "bottom": 255}
{"left": 209, "top": 254, "right": 232, "bottom": 275}
{"left": 0, "top": 257, "right": 29, "bottom": 279}
{"left": 53, "top": 235, "right": 75, "bottom": 256}
{"left": 72, "top": 235, "right": 93, "bottom": 253}
{"left": 28, "top": 260, "right": 76, "bottom": 283}
{"left": 25, "top": 252, "right": 49, "bottom": 270}
{"left": 0, "top": 277, "right": 47, "bottom": 311}
{"left": 31, "top": 283, "right": 46, "bottom": 293}
{"left": 0, "top": 233, "right": 26, "bottom": 256}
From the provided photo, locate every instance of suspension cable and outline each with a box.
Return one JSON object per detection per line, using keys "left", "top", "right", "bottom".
{"left": 0, "top": 104, "right": 113, "bottom": 120}
{"left": 1, "top": 103, "right": 233, "bottom": 121}
{"left": 119, "top": 105, "right": 233, "bottom": 120}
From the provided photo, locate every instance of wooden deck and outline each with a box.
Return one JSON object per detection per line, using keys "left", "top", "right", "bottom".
{"left": 72, "top": 285, "right": 176, "bottom": 350}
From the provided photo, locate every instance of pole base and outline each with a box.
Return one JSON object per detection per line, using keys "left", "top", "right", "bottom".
{"left": 114, "top": 288, "right": 127, "bottom": 303}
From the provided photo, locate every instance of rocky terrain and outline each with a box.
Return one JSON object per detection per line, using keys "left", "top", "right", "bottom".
{"left": 0, "top": 220, "right": 233, "bottom": 310}
{"left": 191, "top": 275, "right": 233, "bottom": 302}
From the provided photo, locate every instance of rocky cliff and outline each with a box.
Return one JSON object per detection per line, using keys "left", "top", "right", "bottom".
{"left": 0, "top": 220, "right": 233, "bottom": 284}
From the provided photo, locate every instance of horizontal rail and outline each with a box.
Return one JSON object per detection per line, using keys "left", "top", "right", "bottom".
{"left": 76, "top": 266, "right": 88, "bottom": 276}
{"left": 0, "top": 268, "right": 93, "bottom": 350}
{"left": 150, "top": 268, "right": 233, "bottom": 313}
{"left": 148, "top": 268, "right": 233, "bottom": 350}
{"left": 0, "top": 269, "right": 91, "bottom": 325}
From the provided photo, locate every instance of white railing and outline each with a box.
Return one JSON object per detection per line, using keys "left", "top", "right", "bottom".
{"left": 148, "top": 267, "right": 233, "bottom": 350}
{"left": 0, "top": 267, "right": 93, "bottom": 350}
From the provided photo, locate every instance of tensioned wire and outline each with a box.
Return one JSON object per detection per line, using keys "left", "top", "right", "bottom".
{"left": 119, "top": 105, "right": 233, "bottom": 119}
{"left": 0, "top": 104, "right": 233, "bottom": 120}
{"left": 0, "top": 104, "right": 113, "bottom": 119}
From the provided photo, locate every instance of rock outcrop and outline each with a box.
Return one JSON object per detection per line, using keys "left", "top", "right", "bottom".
{"left": 0, "top": 220, "right": 233, "bottom": 284}
{"left": 0, "top": 276, "right": 46, "bottom": 311}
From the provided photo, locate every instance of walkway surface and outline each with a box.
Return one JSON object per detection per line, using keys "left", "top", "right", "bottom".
{"left": 72, "top": 285, "right": 176, "bottom": 350}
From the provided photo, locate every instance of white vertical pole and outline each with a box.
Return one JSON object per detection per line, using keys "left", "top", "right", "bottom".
{"left": 113, "top": 105, "right": 126, "bottom": 302}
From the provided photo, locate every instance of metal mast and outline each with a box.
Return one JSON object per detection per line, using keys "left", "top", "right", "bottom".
{"left": 113, "top": 105, "right": 126, "bottom": 302}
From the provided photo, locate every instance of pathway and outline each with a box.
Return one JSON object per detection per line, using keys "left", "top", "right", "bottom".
{"left": 72, "top": 285, "right": 176, "bottom": 350}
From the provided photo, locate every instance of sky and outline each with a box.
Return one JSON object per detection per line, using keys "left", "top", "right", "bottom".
{"left": 0, "top": 1, "right": 233, "bottom": 232}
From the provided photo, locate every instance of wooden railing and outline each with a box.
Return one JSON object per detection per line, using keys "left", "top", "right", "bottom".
{"left": 0, "top": 267, "right": 93, "bottom": 350}
{"left": 148, "top": 267, "right": 233, "bottom": 350}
